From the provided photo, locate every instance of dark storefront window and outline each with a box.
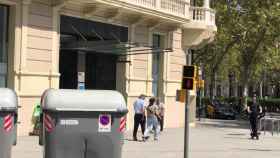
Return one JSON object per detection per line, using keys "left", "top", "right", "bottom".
{"left": 152, "top": 34, "right": 163, "bottom": 97}
{"left": 0, "top": 5, "right": 9, "bottom": 87}
{"left": 59, "top": 15, "right": 128, "bottom": 90}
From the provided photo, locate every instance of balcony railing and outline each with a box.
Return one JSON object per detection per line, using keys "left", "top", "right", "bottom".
{"left": 122, "top": 0, "right": 189, "bottom": 18}
{"left": 190, "top": 6, "right": 216, "bottom": 26}
{"left": 102, "top": 0, "right": 216, "bottom": 27}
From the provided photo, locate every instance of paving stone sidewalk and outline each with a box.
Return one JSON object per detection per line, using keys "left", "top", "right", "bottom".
{"left": 12, "top": 119, "right": 280, "bottom": 158}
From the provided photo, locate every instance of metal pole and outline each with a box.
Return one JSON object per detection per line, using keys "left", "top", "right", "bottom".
{"left": 201, "top": 87, "right": 205, "bottom": 118}
{"left": 184, "top": 91, "right": 190, "bottom": 158}
{"left": 184, "top": 50, "right": 192, "bottom": 158}
{"left": 198, "top": 67, "right": 202, "bottom": 121}
{"left": 198, "top": 88, "right": 201, "bottom": 121}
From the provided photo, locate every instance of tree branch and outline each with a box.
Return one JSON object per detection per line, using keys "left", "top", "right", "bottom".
{"left": 213, "top": 37, "right": 239, "bottom": 70}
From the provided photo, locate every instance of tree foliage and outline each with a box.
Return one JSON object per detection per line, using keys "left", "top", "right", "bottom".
{"left": 194, "top": 0, "right": 280, "bottom": 98}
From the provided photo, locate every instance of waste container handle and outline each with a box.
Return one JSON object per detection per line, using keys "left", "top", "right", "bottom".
{"left": 18, "top": 106, "right": 22, "bottom": 108}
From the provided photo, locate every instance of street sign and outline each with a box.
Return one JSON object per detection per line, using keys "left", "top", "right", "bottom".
{"left": 78, "top": 82, "right": 85, "bottom": 90}
{"left": 98, "top": 114, "right": 111, "bottom": 132}
{"left": 176, "top": 89, "right": 186, "bottom": 103}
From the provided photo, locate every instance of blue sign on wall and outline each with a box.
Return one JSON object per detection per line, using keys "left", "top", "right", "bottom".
{"left": 78, "top": 82, "right": 85, "bottom": 90}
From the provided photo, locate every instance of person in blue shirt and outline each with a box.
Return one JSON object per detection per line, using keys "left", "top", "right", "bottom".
{"left": 133, "top": 94, "right": 146, "bottom": 141}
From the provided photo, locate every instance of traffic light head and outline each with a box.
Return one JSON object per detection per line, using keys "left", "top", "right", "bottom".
{"left": 181, "top": 65, "right": 197, "bottom": 90}
{"left": 182, "top": 78, "right": 194, "bottom": 90}
{"left": 183, "top": 66, "right": 197, "bottom": 78}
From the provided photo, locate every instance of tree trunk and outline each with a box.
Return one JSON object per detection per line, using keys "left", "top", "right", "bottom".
{"left": 241, "top": 68, "right": 250, "bottom": 107}
{"left": 210, "top": 69, "right": 217, "bottom": 100}
{"left": 259, "top": 81, "right": 263, "bottom": 99}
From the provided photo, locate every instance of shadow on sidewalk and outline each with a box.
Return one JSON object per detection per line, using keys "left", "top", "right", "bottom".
{"left": 197, "top": 118, "right": 250, "bottom": 130}
{"left": 224, "top": 136, "right": 251, "bottom": 140}
{"left": 124, "top": 138, "right": 145, "bottom": 142}
{"left": 233, "top": 148, "right": 280, "bottom": 152}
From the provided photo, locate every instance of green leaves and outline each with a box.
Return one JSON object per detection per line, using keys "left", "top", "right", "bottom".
{"left": 195, "top": 0, "right": 280, "bottom": 97}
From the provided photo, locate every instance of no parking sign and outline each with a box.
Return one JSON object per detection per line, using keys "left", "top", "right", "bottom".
{"left": 98, "top": 114, "right": 111, "bottom": 132}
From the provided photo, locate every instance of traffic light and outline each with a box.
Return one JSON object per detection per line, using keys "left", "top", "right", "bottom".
{"left": 182, "top": 78, "right": 194, "bottom": 90}
{"left": 197, "top": 79, "right": 205, "bottom": 88}
{"left": 181, "top": 65, "right": 197, "bottom": 90}
{"left": 183, "top": 65, "right": 197, "bottom": 78}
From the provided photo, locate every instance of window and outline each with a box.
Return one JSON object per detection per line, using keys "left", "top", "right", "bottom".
{"left": 0, "top": 5, "right": 9, "bottom": 87}
{"left": 152, "top": 34, "right": 163, "bottom": 97}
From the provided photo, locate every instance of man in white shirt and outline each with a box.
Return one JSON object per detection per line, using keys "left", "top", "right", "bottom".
{"left": 133, "top": 94, "right": 146, "bottom": 141}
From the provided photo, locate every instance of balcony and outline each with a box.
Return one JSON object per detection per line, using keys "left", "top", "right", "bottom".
{"left": 182, "top": 2, "right": 217, "bottom": 48}
{"left": 56, "top": 0, "right": 216, "bottom": 28}
{"left": 187, "top": 6, "right": 216, "bottom": 30}
{"left": 121, "top": 0, "right": 189, "bottom": 19}
{"left": 117, "top": 0, "right": 216, "bottom": 29}
{"left": 86, "top": 0, "right": 190, "bottom": 24}
{"left": 55, "top": 0, "right": 216, "bottom": 48}
{"left": 121, "top": 0, "right": 216, "bottom": 28}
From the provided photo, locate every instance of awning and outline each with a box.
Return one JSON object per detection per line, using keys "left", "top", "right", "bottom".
{"left": 60, "top": 40, "right": 173, "bottom": 56}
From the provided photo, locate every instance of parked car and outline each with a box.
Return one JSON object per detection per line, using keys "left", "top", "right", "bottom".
{"left": 214, "top": 106, "right": 236, "bottom": 120}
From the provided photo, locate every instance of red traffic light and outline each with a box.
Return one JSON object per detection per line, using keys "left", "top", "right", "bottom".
{"left": 182, "top": 78, "right": 194, "bottom": 90}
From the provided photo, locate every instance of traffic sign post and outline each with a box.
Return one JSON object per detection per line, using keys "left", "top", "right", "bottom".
{"left": 183, "top": 52, "right": 194, "bottom": 158}
{"left": 184, "top": 90, "right": 190, "bottom": 158}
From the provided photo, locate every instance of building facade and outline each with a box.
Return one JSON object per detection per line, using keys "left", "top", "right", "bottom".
{"left": 0, "top": 0, "right": 216, "bottom": 135}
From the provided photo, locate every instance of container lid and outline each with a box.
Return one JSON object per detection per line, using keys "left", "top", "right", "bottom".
{"left": 42, "top": 89, "right": 127, "bottom": 112}
{"left": 0, "top": 88, "right": 18, "bottom": 110}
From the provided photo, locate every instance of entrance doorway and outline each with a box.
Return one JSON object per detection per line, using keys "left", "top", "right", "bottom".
{"left": 85, "top": 53, "right": 117, "bottom": 90}
{"left": 59, "top": 51, "right": 77, "bottom": 89}
{"left": 59, "top": 15, "right": 128, "bottom": 90}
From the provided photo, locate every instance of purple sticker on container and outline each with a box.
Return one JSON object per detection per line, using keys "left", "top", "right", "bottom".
{"left": 100, "top": 115, "right": 110, "bottom": 126}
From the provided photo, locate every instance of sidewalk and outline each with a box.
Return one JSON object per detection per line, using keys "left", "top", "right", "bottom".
{"left": 12, "top": 119, "right": 280, "bottom": 158}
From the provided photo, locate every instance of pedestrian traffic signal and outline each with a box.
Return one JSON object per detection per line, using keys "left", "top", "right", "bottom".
{"left": 181, "top": 65, "right": 197, "bottom": 90}
{"left": 183, "top": 65, "right": 197, "bottom": 78}
{"left": 182, "top": 78, "right": 194, "bottom": 90}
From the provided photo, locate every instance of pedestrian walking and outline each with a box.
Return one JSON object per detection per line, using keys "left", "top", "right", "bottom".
{"left": 156, "top": 98, "right": 165, "bottom": 132}
{"left": 247, "top": 94, "right": 262, "bottom": 140}
{"left": 143, "top": 97, "right": 160, "bottom": 141}
{"left": 133, "top": 94, "right": 146, "bottom": 141}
